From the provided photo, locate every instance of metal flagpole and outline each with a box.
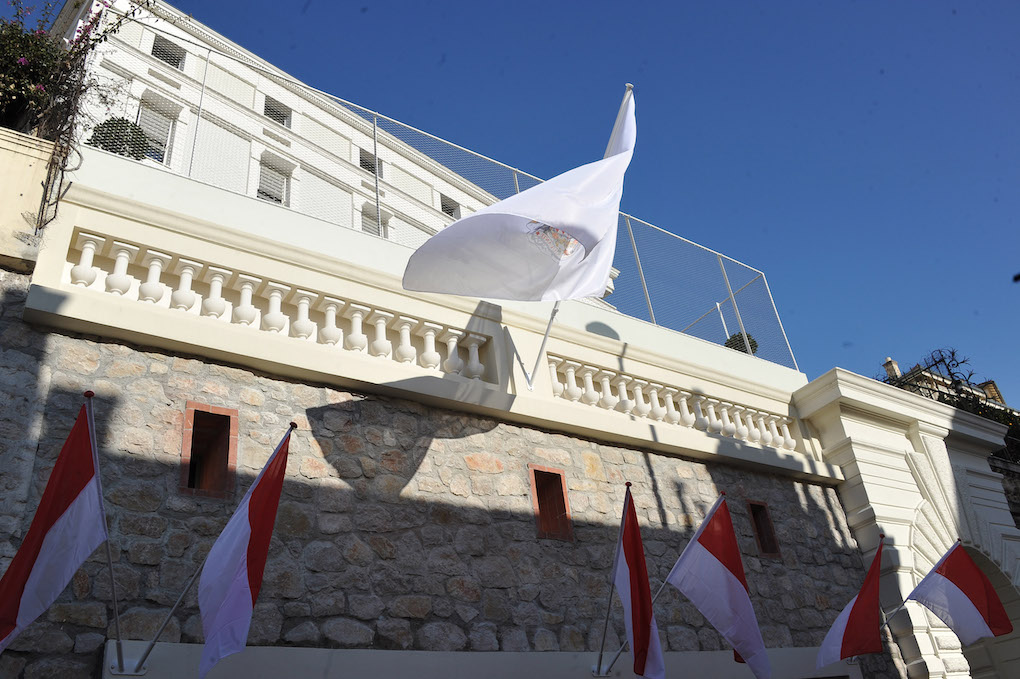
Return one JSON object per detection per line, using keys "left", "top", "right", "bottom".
{"left": 525, "top": 301, "right": 559, "bottom": 391}
{"left": 123, "top": 423, "right": 297, "bottom": 675}
{"left": 593, "top": 482, "right": 633, "bottom": 676}
{"left": 600, "top": 578, "right": 671, "bottom": 674}
{"left": 83, "top": 390, "right": 124, "bottom": 673}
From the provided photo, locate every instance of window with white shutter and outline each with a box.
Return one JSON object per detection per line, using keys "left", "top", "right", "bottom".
{"left": 361, "top": 210, "right": 381, "bottom": 236}
{"left": 263, "top": 96, "right": 291, "bottom": 128}
{"left": 136, "top": 103, "right": 174, "bottom": 163}
{"left": 258, "top": 163, "right": 289, "bottom": 205}
{"left": 151, "top": 35, "right": 186, "bottom": 70}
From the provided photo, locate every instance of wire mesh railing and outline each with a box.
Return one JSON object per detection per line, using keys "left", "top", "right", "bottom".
{"left": 77, "top": 8, "right": 798, "bottom": 370}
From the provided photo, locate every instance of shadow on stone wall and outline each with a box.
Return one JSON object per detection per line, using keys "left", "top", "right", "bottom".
{"left": 0, "top": 273, "right": 892, "bottom": 679}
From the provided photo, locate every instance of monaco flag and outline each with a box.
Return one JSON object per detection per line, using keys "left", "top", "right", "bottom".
{"left": 197, "top": 424, "right": 294, "bottom": 679}
{"left": 906, "top": 541, "right": 1012, "bottom": 646}
{"left": 612, "top": 484, "right": 665, "bottom": 679}
{"left": 402, "top": 85, "right": 636, "bottom": 302}
{"left": 666, "top": 495, "right": 770, "bottom": 679}
{"left": 817, "top": 535, "right": 885, "bottom": 668}
{"left": 0, "top": 402, "right": 108, "bottom": 655}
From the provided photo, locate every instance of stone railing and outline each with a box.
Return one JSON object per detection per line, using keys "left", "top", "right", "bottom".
{"left": 548, "top": 355, "right": 798, "bottom": 451}
{"left": 66, "top": 231, "right": 492, "bottom": 382}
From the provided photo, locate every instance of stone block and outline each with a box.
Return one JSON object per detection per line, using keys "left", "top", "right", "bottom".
{"left": 247, "top": 603, "right": 283, "bottom": 644}
{"left": 7, "top": 624, "right": 73, "bottom": 653}
{"left": 73, "top": 632, "right": 106, "bottom": 654}
{"left": 322, "top": 617, "right": 373, "bottom": 647}
{"left": 500, "top": 625, "right": 530, "bottom": 651}
{"left": 446, "top": 576, "right": 482, "bottom": 602}
{"left": 388, "top": 595, "right": 432, "bottom": 619}
{"left": 469, "top": 622, "right": 499, "bottom": 651}
{"left": 303, "top": 541, "right": 344, "bottom": 572}
{"left": 111, "top": 607, "right": 180, "bottom": 642}
{"left": 417, "top": 622, "right": 466, "bottom": 651}
{"left": 24, "top": 657, "right": 93, "bottom": 679}
{"left": 284, "top": 621, "right": 322, "bottom": 645}
{"left": 348, "top": 594, "right": 385, "bottom": 620}
{"left": 309, "top": 590, "right": 346, "bottom": 617}
{"left": 376, "top": 618, "right": 412, "bottom": 650}
{"left": 47, "top": 601, "right": 107, "bottom": 628}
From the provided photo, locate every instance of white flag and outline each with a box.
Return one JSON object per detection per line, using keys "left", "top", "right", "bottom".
{"left": 402, "top": 87, "right": 636, "bottom": 301}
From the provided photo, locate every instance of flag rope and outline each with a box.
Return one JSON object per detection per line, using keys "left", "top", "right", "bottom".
{"left": 125, "top": 423, "right": 297, "bottom": 675}
{"left": 84, "top": 391, "right": 125, "bottom": 673}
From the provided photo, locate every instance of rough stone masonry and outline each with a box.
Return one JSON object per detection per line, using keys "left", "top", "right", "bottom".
{"left": 0, "top": 268, "right": 906, "bottom": 679}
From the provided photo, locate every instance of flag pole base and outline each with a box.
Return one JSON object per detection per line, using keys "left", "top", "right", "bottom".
{"left": 108, "top": 660, "right": 147, "bottom": 676}
{"left": 590, "top": 664, "right": 614, "bottom": 677}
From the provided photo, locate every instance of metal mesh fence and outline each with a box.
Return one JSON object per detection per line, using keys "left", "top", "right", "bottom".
{"left": 77, "top": 11, "right": 797, "bottom": 370}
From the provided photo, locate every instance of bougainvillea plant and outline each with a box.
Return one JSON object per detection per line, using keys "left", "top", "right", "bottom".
{"left": 0, "top": 1, "right": 64, "bottom": 132}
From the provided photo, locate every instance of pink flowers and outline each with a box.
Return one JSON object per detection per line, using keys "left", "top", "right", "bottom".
{"left": 17, "top": 57, "right": 28, "bottom": 65}
{"left": 34, "top": 84, "right": 44, "bottom": 92}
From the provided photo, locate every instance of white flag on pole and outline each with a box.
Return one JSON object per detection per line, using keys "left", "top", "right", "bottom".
{"left": 402, "top": 86, "right": 636, "bottom": 301}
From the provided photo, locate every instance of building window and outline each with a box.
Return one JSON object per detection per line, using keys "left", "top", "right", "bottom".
{"left": 263, "top": 96, "right": 291, "bottom": 128}
{"left": 136, "top": 102, "right": 175, "bottom": 163}
{"left": 180, "top": 402, "right": 238, "bottom": 498}
{"left": 529, "top": 464, "right": 573, "bottom": 541}
{"left": 748, "top": 501, "right": 780, "bottom": 557}
{"left": 440, "top": 194, "right": 460, "bottom": 219}
{"left": 360, "top": 148, "right": 381, "bottom": 177}
{"left": 151, "top": 35, "right": 186, "bottom": 70}
{"left": 361, "top": 210, "right": 382, "bottom": 237}
{"left": 258, "top": 161, "right": 289, "bottom": 205}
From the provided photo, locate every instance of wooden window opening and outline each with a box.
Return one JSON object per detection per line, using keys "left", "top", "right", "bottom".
{"left": 748, "top": 501, "right": 781, "bottom": 557}
{"left": 529, "top": 464, "right": 573, "bottom": 541}
{"left": 180, "top": 402, "right": 238, "bottom": 498}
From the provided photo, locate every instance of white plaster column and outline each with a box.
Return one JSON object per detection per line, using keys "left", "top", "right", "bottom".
{"left": 169, "top": 259, "right": 202, "bottom": 311}
{"left": 367, "top": 310, "right": 394, "bottom": 358}
{"left": 613, "top": 375, "right": 634, "bottom": 415}
{"left": 547, "top": 357, "right": 564, "bottom": 398}
{"left": 461, "top": 333, "right": 487, "bottom": 380}
{"left": 691, "top": 395, "right": 709, "bottom": 431}
{"left": 232, "top": 274, "right": 261, "bottom": 326}
{"left": 755, "top": 413, "right": 773, "bottom": 446}
{"left": 647, "top": 383, "right": 667, "bottom": 421}
{"left": 561, "top": 361, "right": 583, "bottom": 402}
{"left": 766, "top": 416, "right": 782, "bottom": 448}
{"left": 290, "top": 290, "right": 318, "bottom": 339}
{"left": 703, "top": 399, "right": 724, "bottom": 433}
{"left": 719, "top": 402, "right": 737, "bottom": 437}
{"left": 731, "top": 406, "right": 750, "bottom": 440}
{"left": 137, "top": 251, "right": 171, "bottom": 303}
{"left": 597, "top": 371, "right": 618, "bottom": 410}
{"left": 780, "top": 420, "right": 797, "bottom": 450}
{"left": 391, "top": 316, "right": 419, "bottom": 364}
{"left": 261, "top": 282, "right": 291, "bottom": 333}
{"left": 317, "top": 297, "right": 344, "bottom": 346}
{"left": 439, "top": 329, "right": 464, "bottom": 374}
{"left": 201, "top": 266, "right": 232, "bottom": 318}
{"left": 579, "top": 366, "right": 600, "bottom": 406}
{"left": 343, "top": 303, "right": 370, "bottom": 352}
{"left": 662, "top": 388, "right": 681, "bottom": 425}
{"left": 105, "top": 242, "right": 139, "bottom": 295}
{"left": 70, "top": 233, "right": 104, "bottom": 287}
{"left": 676, "top": 392, "right": 697, "bottom": 427}
{"left": 744, "top": 410, "right": 761, "bottom": 443}
{"left": 416, "top": 322, "right": 443, "bottom": 369}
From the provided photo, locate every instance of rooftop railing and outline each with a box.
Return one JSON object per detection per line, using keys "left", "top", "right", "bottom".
{"left": 80, "top": 9, "right": 798, "bottom": 370}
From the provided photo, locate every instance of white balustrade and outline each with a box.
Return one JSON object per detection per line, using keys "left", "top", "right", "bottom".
{"left": 767, "top": 416, "right": 782, "bottom": 448}
{"left": 579, "top": 366, "right": 600, "bottom": 406}
{"left": 344, "top": 303, "right": 370, "bottom": 352}
{"left": 661, "top": 388, "right": 681, "bottom": 425}
{"left": 731, "top": 405, "right": 750, "bottom": 440}
{"left": 755, "top": 413, "right": 773, "bottom": 446}
{"left": 597, "top": 371, "right": 618, "bottom": 410}
{"left": 691, "top": 395, "right": 709, "bottom": 431}
{"left": 138, "top": 250, "right": 171, "bottom": 303}
{"left": 780, "top": 421, "right": 796, "bottom": 450}
{"left": 439, "top": 329, "right": 464, "bottom": 374}
{"left": 719, "top": 402, "right": 737, "bottom": 437}
{"left": 392, "top": 316, "right": 419, "bottom": 364}
{"left": 201, "top": 266, "right": 231, "bottom": 318}
{"left": 290, "top": 290, "right": 318, "bottom": 339}
{"left": 232, "top": 274, "right": 261, "bottom": 326}
{"left": 744, "top": 410, "right": 761, "bottom": 443}
{"left": 105, "top": 242, "right": 139, "bottom": 295}
{"left": 416, "top": 322, "right": 443, "bottom": 370}
{"left": 647, "top": 383, "right": 667, "bottom": 421}
{"left": 677, "top": 392, "right": 697, "bottom": 427}
{"left": 630, "top": 379, "right": 650, "bottom": 418}
{"left": 367, "top": 310, "right": 394, "bottom": 358}
{"left": 317, "top": 297, "right": 344, "bottom": 346}
{"left": 261, "top": 282, "right": 291, "bottom": 333}
{"left": 170, "top": 258, "right": 202, "bottom": 311}
{"left": 561, "top": 361, "right": 583, "bottom": 402}
{"left": 461, "top": 334, "right": 487, "bottom": 380}
{"left": 70, "top": 233, "right": 104, "bottom": 287}
{"left": 704, "top": 399, "right": 724, "bottom": 433}
{"left": 547, "top": 357, "right": 564, "bottom": 398}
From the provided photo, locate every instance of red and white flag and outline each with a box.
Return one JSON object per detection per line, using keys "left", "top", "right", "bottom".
{"left": 197, "top": 424, "right": 294, "bottom": 679}
{"left": 906, "top": 541, "right": 1013, "bottom": 646}
{"left": 0, "top": 403, "right": 108, "bottom": 654}
{"left": 665, "top": 495, "right": 770, "bottom": 679}
{"left": 611, "top": 484, "right": 665, "bottom": 679}
{"left": 817, "top": 536, "right": 885, "bottom": 668}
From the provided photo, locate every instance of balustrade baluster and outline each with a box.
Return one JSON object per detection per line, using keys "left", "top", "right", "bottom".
{"left": 744, "top": 410, "right": 761, "bottom": 443}
{"left": 755, "top": 413, "right": 772, "bottom": 446}
{"left": 703, "top": 399, "right": 724, "bottom": 433}
{"left": 290, "top": 290, "right": 318, "bottom": 339}
{"left": 597, "top": 371, "right": 618, "bottom": 410}
{"left": 561, "top": 361, "right": 583, "bottom": 402}
{"left": 201, "top": 267, "right": 232, "bottom": 318}
{"left": 662, "top": 388, "right": 681, "bottom": 425}
{"left": 232, "top": 274, "right": 261, "bottom": 326}
{"left": 647, "top": 383, "right": 667, "bottom": 421}
{"left": 613, "top": 376, "right": 634, "bottom": 414}
{"left": 766, "top": 416, "right": 782, "bottom": 448}
{"left": 579, "top": 367, "right": 600, "bottom": 406}
{"left": 105, "top": 242, "right": 139, "bottom": 295}
{"left": 731, "top": 406, "right": 750, "bottom": 440}
{"left": 461, "top": 334, "right": 487, "bottom": 380}
{"left": 630, "top": 379, "right": 650, "bottom": 417}
{"left": 343, "top": 304, "right": 371, "bottom": 352}
{"left": 169, "top": 259, "right": 202, "bottom": 311}
{"left": 719, "top": 402, "right": 737, "bottom": 437}
{"left": 691, "top": 395, "right": 709, "bottom": 431}
{"left": 367, "top": 311, "right": 394, "bottom": 358}
{"left": 676, "top": 392, "right": 697, "bottom": 427}
{"left": 138, "top": 251, "right": 171, "bottom": 303}
{"left": 547, "top": 357, "right": 564, "bottom": 398}
{"left": 317, "top": 297, "right": 344, "bottom": 345}
{"left": 780, "top": 421, "right": 797, "bottom": 450}
{"left": 392, "top": 316, "right": 419, "bottom": 364}
{"left": 416, "top": 322, "right": 443, "bottom": 369}
{"left": 70, "top": 233, "right": 105, "bottom": 287}
{"left": 439, "top": 329, "right": 464, "bottom": 374}
{"left": 261, "top": 282, "right": 291, "bottom": 333}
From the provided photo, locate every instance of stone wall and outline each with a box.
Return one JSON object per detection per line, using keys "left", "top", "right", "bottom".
{"left": 0, "top": 268, "right": 904, "bottom": 679}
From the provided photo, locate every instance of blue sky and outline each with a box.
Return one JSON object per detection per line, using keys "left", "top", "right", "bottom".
{"left": 11, "top": 1, "right": 1020, "bottom": 399}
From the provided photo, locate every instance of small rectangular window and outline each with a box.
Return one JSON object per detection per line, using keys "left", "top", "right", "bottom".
{"left": 361, "top": 210, "right": 381, "bottom": 237}
{"left": 151, "top": 35, "right": 186, "bottom": 70}
{"left": 360, "top": 148, "right": 381, "bottom": 177}
{"left": 440, "top": 194, "right": 460, "bottom": 219}
{"left": 258, "top": 162, "right": 289, "bottom": 205}
{"left": 748, "top": 501, "right": 780, "bottom": 557}
{"left": 263, "top": 95, "right": 291, "bottom": 128}
{"left": 180, "top": 402, "right": 238, "bottom": 498}
{"left": 529, "top": 465, "right": 573, "bottom": 541}
{"left": 136, "top": 103, "right": 174, "bottom": 163}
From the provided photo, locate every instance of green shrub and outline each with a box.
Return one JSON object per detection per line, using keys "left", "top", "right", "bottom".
{"left": 86, "top": 117, "right": 148, "bottom": 159}
{"left": 724, "top": 332, "right": 758, "bottom": 355}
